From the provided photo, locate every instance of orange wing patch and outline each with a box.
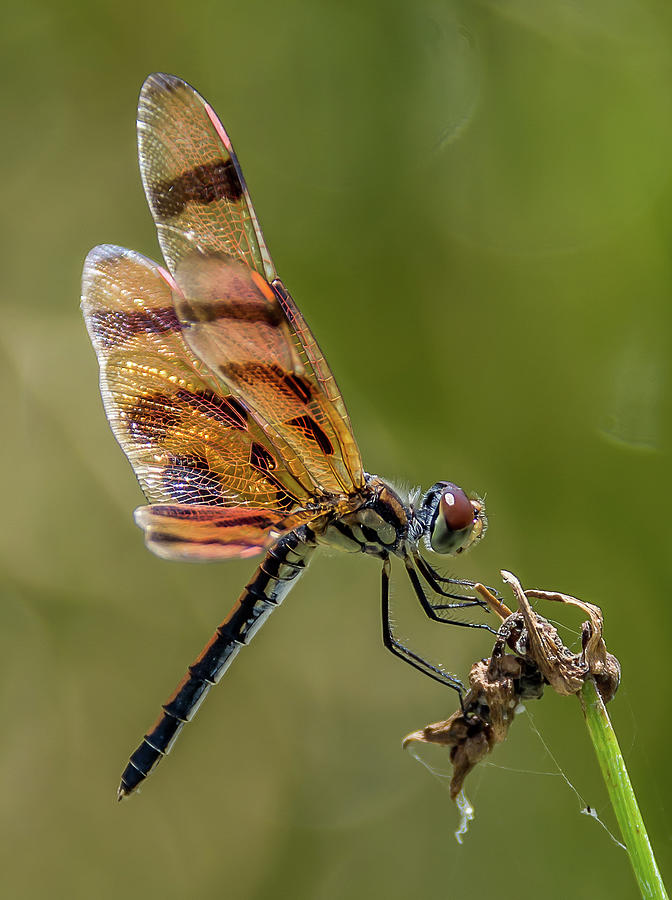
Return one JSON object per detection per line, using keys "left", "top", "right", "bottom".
{"left": 171, "top": 251, "right": 354, "bottom": 493}
{"left": 137, "top": 73, "right": 274, "bottom": 281}
{"left": 134, "top": 505, "right": 317, "bottom": 561}
{"left": 137, "top": 74, "right": 364, "bottom": 494}
{"left": 81, "top": 246, "right": 314, "bottom": 515}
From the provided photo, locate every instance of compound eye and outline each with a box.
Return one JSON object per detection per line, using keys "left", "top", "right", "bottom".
{"left": 439, "top": 486, "right": 474, "bottom": 532}
{"left": 429, "top": 483, "right": 482, "bottom": 554}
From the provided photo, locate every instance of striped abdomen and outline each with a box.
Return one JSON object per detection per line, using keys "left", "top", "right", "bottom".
{"left": 118, "top": 527, "right": 315, "bottom": 798}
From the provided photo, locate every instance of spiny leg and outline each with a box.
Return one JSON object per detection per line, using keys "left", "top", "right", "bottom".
{"left": 404, "top": 556, "right": 498, "bottom": 634}
{"left": 413, "top": 553, "right": 488, "bottom": 607}
{"left": 413, "top": 552, "right": 502, "bottom": 609}
{"left": 381, "top": 555, "right": 465, "bottom": 693}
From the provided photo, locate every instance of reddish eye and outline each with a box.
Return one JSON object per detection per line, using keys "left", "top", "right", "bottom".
{"left": 439, "top": 485, "right": 474, "bottom": 532}
{"left": 427, "top": 482, "right": 484, "bottom": 555}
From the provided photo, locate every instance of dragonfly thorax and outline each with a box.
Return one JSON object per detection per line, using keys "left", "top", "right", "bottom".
{"left": 314, "top": 474, "right": 409, "bottom": 556}
{"left": 317, "top": 476, "right": 486, "bottom": 560}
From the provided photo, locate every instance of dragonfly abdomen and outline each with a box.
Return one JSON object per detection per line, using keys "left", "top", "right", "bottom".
{"left": 118, "top": 528, "right": 316, "bottom": 798}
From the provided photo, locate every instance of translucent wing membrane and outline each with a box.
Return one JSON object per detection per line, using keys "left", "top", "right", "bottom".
{"left": 137, "top": 72, "right": 274, "bottom": 281}
{"left": 137, "top": 73, "right": 363, "bottom": 494}
{"left": 171, "top": 255, "right": 359, "bottom": 494}
{"left": 134, "top": 505, "right": 312, "bottom": 561}
{"left": 82, "top": 246, "right": 322, "bottom": 557}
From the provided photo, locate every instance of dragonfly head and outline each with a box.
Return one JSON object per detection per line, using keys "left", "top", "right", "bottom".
{"left": 419, "top": 482, "right": 487, "bottom": 555}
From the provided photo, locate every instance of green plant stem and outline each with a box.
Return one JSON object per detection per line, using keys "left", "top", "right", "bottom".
{"left": 580, "top": 678, "right": 668, "bottom": 900}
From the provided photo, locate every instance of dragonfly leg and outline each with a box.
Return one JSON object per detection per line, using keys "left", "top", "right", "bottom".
{"left": 404, "top": 556, "right": 498, "bottom": 634}
{"left": 381, "top": 555, "right": 465, "bottom": 693}
{"left": 413, "top": 552, "right": 502, "bottom": 607}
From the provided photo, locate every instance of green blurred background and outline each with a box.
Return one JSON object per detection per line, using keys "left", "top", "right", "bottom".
{"left": 2, "top": 0, "right": 672, "bottom": 897}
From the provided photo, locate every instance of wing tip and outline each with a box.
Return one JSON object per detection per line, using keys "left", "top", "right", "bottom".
{"left": 81, "top": 245, "right": 161, "bottom": 293}
{"left": 82, "top": 244, "right": 128, "bottom": 306}
{"left": 83, "top": 243, "right": 130, "bottom": 270}
{"left": 140, "top": 72, "right": 188, "bottom": 99}
{"left": 139, "top": 73, "right": 206, "bottom": 113}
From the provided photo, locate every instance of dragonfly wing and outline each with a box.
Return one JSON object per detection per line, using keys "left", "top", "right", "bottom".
{"left": 137, "top": 72, "right": 274, "bottom": 282}
{"left": 81, "top": 245, "right": 321, "bottom": 558}
{"left": 137, "top": 73, "right": 364, "bottom": 495}
{"left": 134, "top": 504, "right": 315, "bottom": 561}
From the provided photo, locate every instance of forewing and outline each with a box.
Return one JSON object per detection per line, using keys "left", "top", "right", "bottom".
{"left": 137, "top": 73, "right": 364, "bottom": 494}
{"left": 137, "top": 72, "right": 274, "bottom": 281}
{"left": 81, "top": 245, "right": 313, "bottom": 517}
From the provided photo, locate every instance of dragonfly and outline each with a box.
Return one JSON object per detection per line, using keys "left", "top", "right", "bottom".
{"left": 81, "top": 73, "right": 493, "bottom": 799}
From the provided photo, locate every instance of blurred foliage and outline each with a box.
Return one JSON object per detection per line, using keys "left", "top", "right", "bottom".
{"left": 2, "top": 0, "right": 672, "bottom": 897}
